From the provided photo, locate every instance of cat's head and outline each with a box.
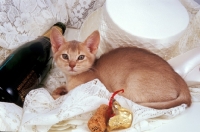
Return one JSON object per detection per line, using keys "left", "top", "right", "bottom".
{"left": 50, "top": 27, "right": 100, "bottom": 76}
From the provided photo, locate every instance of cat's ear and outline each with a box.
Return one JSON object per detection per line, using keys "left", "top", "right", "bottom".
{"left": 84, "top": 30, "right": 100, "bottom": 54}
{"left": 50, "top": 27, "right": 65, "bottom": 54}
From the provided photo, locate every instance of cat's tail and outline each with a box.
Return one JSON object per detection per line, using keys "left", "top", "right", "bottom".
{"left": 139, "top": 92, "right": 191, "bottom": 109}
{"left": 139, "top": 81, "right": 192, "bottom": 109}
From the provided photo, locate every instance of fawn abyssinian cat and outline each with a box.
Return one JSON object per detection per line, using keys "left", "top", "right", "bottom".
{"left": 50, "top": 27, "right": 191, "bottom": 109}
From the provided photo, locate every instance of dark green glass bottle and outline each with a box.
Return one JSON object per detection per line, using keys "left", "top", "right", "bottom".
{"left": 0, "top": 22, "right": 66, "bottom": 107}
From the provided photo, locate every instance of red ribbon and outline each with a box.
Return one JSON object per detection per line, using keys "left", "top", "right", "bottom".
{"left": 107, "top": 89, "right": 124, "bottom": 120}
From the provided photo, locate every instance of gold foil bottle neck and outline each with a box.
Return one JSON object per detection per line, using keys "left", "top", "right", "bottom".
{"left": 42, "top": 26, "right": 63, "bottom": 38}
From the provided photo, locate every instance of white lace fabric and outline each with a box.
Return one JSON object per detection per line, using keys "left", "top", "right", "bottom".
{"left": 66, "top": 0, "right": 106, "bottom": 29}
{"left": 2, "top": 79, "right": 188, "bottom": 132}
{"left": 0, "top": 0, "right": 68, "bottom": 49}
{"left": 0, "top": 0, "right": 200, "bottom": 132}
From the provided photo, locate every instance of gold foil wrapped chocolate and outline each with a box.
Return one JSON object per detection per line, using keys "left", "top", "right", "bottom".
{"left": 107, "top": 100, "right": 133, "bottom": 131}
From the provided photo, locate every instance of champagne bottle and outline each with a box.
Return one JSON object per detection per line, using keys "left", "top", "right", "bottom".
{"left": 0, "top": 22, "right": 66, "bottom": 107}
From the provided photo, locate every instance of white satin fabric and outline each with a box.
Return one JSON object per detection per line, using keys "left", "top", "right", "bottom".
{"left": 168, "top": 47, "right": 200, "bottom": 86}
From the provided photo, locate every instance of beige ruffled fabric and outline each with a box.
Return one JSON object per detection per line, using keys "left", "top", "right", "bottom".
{"left": 1, "top": 0, "right": 200, "bottom": 132}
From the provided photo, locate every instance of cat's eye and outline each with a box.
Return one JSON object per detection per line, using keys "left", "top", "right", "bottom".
{"left": 62, "top": 54, "right": 69, "bottom": 60}
{"left": 78, "top": 55, "right": 85, "bottom": 60}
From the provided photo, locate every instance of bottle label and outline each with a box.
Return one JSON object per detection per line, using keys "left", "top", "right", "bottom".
{"left": 17, "top": 70, "right": 39, "bottom": 102}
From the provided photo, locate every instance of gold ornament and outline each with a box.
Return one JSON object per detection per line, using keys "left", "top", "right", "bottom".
{"left": 107, "top": 99, "right": 133, "bottom": 131}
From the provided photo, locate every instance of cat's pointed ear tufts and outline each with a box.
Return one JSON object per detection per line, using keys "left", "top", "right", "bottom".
{"left": 50, "top": 27, "right": 65, "bottom": 54}
{"left": 84, "top": 30, "right": 100, "bottom": 54}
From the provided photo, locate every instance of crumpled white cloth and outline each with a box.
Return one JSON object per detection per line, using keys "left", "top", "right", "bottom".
{"left": 0, "top": 102, "right": 22, "bottom": 131}
{"left": 1, "top": 79, "right": 195, "bottom": 132}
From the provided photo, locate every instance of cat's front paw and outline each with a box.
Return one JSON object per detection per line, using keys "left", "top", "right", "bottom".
{"left": 52, "top": 86, "right": 68, "bottom": 99}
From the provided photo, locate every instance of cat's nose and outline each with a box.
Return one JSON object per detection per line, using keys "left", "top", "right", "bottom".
{"left": 69, "top": 62, "right": 76, "bottom": 68}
